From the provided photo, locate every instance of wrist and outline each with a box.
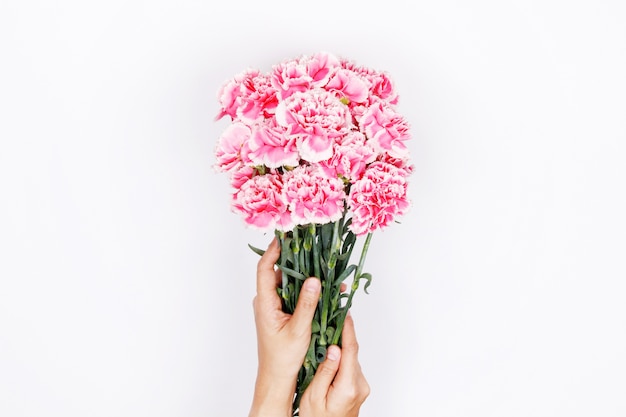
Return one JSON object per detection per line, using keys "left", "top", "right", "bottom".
{"left": 249, "top": 371, "right": 296, "bottom": 417}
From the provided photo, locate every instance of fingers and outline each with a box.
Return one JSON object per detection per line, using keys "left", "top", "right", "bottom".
{"left": 288, "top": 278, "right": 321, "bottom": 335}
{"left": 332, "top": 313, "right": 370, "bottom": 402}
{"left": 255, "top": 238, "right": 281, "bottom": 300}
{"left": 306, "top": 345, "right": 342, "bottom": 400}
{"left": 335, "top": 313, "right": 360, "bottom": 378}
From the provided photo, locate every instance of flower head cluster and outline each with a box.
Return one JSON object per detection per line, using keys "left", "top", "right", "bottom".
{"left": 215, "top": 52, "right": 413, "bottom": 235}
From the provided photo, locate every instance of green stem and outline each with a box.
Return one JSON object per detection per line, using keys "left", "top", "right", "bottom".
{"left": 319, "top": 220, "right": 340, "bottom": 346}
{"left": 275, "top": 230, "right": 288, "bottom": 299}
{"left": 310, "top": 224, "right": 321, "bottom": 280}
{"left": 292, "top": 227, "right": 301, "bottom": 302}
{"left": 330, "top": 232, "right": 373, "bottom": 345}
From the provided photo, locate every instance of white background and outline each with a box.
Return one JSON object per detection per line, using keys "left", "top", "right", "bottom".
{"left": 1, "top": 0, "right": 625, "bottom": 416}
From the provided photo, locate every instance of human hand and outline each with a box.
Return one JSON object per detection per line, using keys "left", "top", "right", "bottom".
{"left": 249, "top": 238, "right": 322, "bottom": 417}
{"left": 298, "top": 313, "right": 370, "bottom": 417}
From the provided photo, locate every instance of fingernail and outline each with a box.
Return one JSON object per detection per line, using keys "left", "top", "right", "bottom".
{"left": 304, "top": 278, "right": 320, "bottom": 293}
{"left": 327, "top": 346, "right": 339, "bottom": 361}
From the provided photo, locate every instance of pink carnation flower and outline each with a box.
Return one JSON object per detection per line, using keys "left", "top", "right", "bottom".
{"left": 377, "top": 153, "right": 415, "bottom": 176}
{"left": 283, "top": 165, "right": 346, "bottom": 225}
{"left": 276, "top": 89, "right": 352, "bottom": 162}
{"left": 215, "top": 69, "right": 278, "bottom": 124}
{"left": 232, "top": 172, "right": 294, "bottom": 231}
{"left": 340, "top": 60, "right": 399, "bottom": 105}
{"left": 319, "top": 131, "right": 376, "bottom": 182}
{"left": 236, "top": 73, "right": 278, "bottom": 124}
{"left": 214, "top": 122, "right": 252, "bottom": 172}
{"left": 248, "top": 120, "right": 299, "bottom": 168}
{"left": 271, "top": 52, "right": 340, "bottom": 100}
{"left": 359, "top": 101, "right": 411, "bottom": 159}
{"left": 230, "top": 165, "right": 255, "bottom": 189}
{"left": 271, "top": 57, "right": 312, "bottom": 101}
{"left": 302, "top": 51, "right": 340, "bottom": 86}
{"left": 348, "top": 162, "right": 410, "bottom": 236}
{"left": 325, "top": 68, "right": 369, "bottom": 104}
{"left": 368, "top": 71, "right": 399, "bottom": 105}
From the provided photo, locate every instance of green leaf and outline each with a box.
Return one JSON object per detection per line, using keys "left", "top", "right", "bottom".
{"left": 330, "top": 308, "right": 342, "bottom": 321}
{"left": 334, "top": 264, "right": 356, "bottom": 286}
{"left": 321, "top": 223, "right": 333, "bottom": 250}
{"left": 342, "top": 218, "right": 353, "bottom": 235}
{"left": 277, "top": 265, "right": 307, "bottom": 281}
{"left": 283, "top": 237, "right": 294, "bottom": 263}
{"left": 360, "top": 272, "right": 373, "bottom": 294}
{"left": 248, "top": 244, "right": 266, "bottom": 257}
{"left": 342, "top": 230, "right": 356, "bottom": 249}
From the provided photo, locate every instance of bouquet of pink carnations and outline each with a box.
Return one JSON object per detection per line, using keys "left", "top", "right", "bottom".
{"left": 214, "top": 51, "right": 413, "bottom": 415}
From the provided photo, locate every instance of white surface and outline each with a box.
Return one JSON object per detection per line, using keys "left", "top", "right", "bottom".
{"left": 1, "top": 0, "right": 625, "bottom": 416}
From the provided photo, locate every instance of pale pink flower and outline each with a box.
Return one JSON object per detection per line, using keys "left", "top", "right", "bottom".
{"left": 214, "top": 122, "right": 253, "bottom": 172}
{"left": 230, "top": 165, "right": 255, "bottom": 189}
{"left": 271, "top": 57, "right": 312, "bottom": 100}
{"left": 319, "top": 131, "right": 376, "bottom": 182}
{"left": 283, "top": 165, "right": 346, "bottom": 225}
{"left": 325, "top": 68, "right": 369, "bottom": 104}
{"left": 216, "top": 69, "right": 256, "bottom": 120}
{"left": 339, "top": 60, "right": 399, "bottom": 105}
{"left": 276, "top": 89, "right": 352, "bottom": 162}
{"left": 359, "top": 101, "right": 411, "bottom": 159}
{"left": 303, "top": 51, "right": 340, "bottom": 86}
{"left": 216, "top": 52, "right": 412, "bottom": 234}
{"left": 271, "top": 52, "right": 341, "bottom": 100}
{"left": 348, "top": 103, "right": 368, "bottom": 121}
{"left": 348, "top": 161, "right": 410, "bottom": 236}
{"left": 248, "top": 120, "right": 299, "bottom": 168}
{"left": 369, "top": 72, "right": 399, "bottom": 105}
{"left": 232, "top": 173, "right": 294, "bottom": 231}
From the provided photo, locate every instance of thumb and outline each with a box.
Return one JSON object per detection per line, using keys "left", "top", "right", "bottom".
{"left": 288, "top": 278, "right": 321, "bottom": 334}
{"left": 305, "top": 345, "right": 341, "bottom": 400}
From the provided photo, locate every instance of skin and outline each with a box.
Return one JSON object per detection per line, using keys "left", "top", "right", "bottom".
{"left": 249, "top": 238, "right": 370, "bottom": 417}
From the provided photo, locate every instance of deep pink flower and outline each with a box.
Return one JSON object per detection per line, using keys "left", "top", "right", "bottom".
{"left": 232, "top": 173, "right": 294, "bottom": 231}
{"left": 348, "top": 162, "right": 410, "bottom": 236}
{"left": 236, "top": 73, "right": 278, "bottom": 124}
{"left": 283, "top": 165, "right": 346, "bottom": 225}
{"left": 276, "top": 89, "right": 352, "bottom": 162}
{"left": 359, "top": 101, "right": 411, "bottom": 159}
{"left": 377, "top": 152, "right": 415, "bottom": 176}
{"left": 248, "top": 120, "right": 299, "bottom": 168}
{"left": 214, "top": 122, "right": 253, "bottom": 172}
{"left": 215, "top": 69, "right": 278, "bottom": 124}
{"left": 319, "top": 131, "right": 376, "bottom": 182}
